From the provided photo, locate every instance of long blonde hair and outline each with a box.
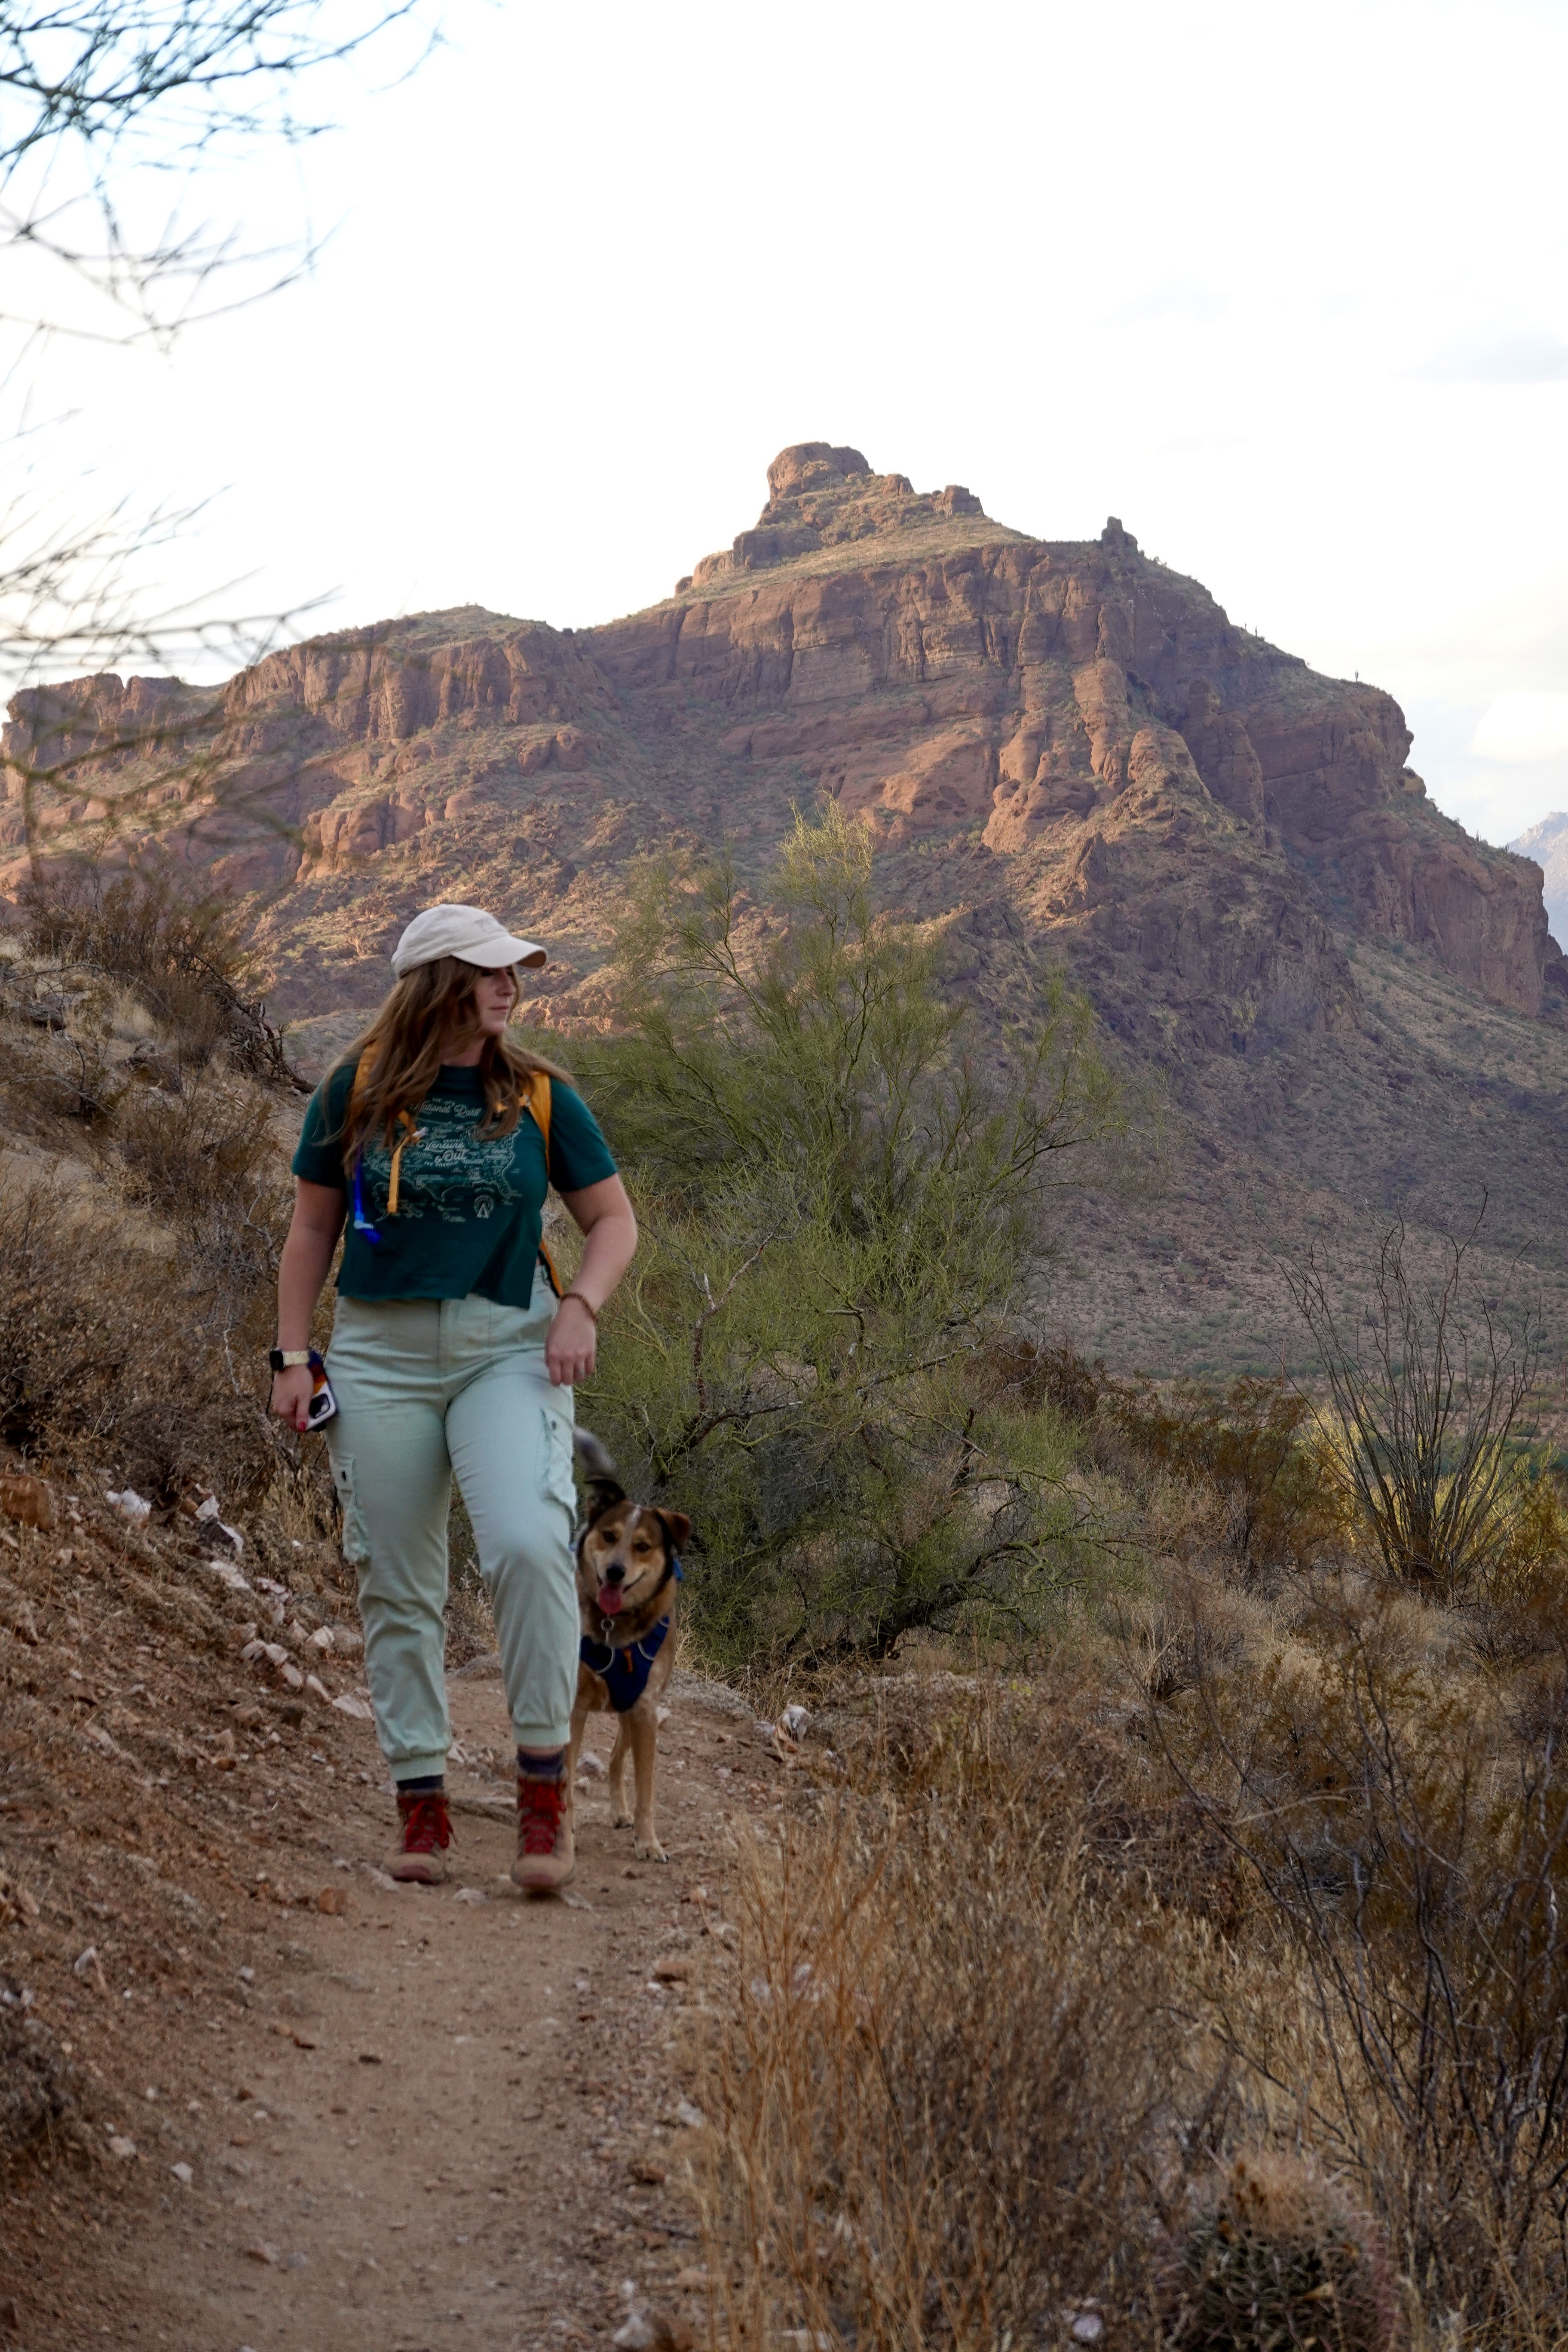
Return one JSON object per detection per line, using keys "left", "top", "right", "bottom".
{"left": 331, "top": 956, "right": 572, "bottom": 1170}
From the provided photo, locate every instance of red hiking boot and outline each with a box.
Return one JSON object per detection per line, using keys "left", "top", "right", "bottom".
{"left": 385, "top": 1788, "right": 452, "bottom": 1884}
{"left": 511, "top": 1768, "right": 575, "bottom": 1894}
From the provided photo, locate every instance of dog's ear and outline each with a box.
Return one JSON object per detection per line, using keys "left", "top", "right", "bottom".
{"left": 656, "top": 1509, "right": 692, "bottom": 1553}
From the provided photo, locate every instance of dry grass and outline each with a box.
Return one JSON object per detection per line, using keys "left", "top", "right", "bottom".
{"left": 692, "top": 1679, "right": 1229, "bottom": 2351}
{"left": 689, "top": 1589, "right": 1568, "bottom": 2352}
{"left": 18, "top": 861, "right": 298, "bottom": 1084}
{"left": 0, "top": 1158, "right": 289, "bottom": 1510}
{"left": 0, "top": 867, "right": 318, "bottom": 1519}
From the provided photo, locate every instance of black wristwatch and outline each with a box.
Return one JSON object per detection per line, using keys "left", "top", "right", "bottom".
{"left": 269, "top": 1348, "right": 312, "bottom": 1373}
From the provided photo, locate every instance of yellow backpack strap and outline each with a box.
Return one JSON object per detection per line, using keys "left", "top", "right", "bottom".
{"left": 528, "top": 1071, "right": 552, "bottom": 1172}
{"left": 385, "top": 1109, "right": 419, "bottom": 1216}
{"left": 527, "top": 1072, "right": 561, "bottom": 1295}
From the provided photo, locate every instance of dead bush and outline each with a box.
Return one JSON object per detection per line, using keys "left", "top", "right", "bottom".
{"left": 107, "top": 1066, "right": 289, "bottom": 1293}
{"left": 1108, "top": 1375, "right": 1342, "bottom": 1579}
{"left": 0, "top": 1183, "right": 130, "bottom": 1456}
{"left": 1161, "top": 1587, "right": 1568, "bottom": 2327}
{"left": 707, "top": 1633, "right": 1568, "bottom": 2351}
{"left": 0, "top": 1175, "right": 281, "bottom": 1508}
{"left": 1465, "top": 1467, "right": 1568, "bottom": 1665}
{"left": 991, "top": 1353, "right": 1343, "bottom": 1577}
{"left": 991, "top": 1337, "right": 1109, "bottom": 1424}
{"left": 19, "top": 861, "right": 300, "bottom": 1084}
{"left": 696, "top": 1694, "right": 1222, "bottom": 2351}
{"left": 0, "top": 989, "right": 126, "bottom": 1136}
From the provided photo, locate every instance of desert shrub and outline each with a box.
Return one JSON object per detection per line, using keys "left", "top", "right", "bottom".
{"left": 1162, "top": 1587, "right": 1568, "bottom": 2323}
{"left": 569, "top": 806, "right": 1141, "bottom": 1666}
{"left": 990, "top": 1335, "right": 1109, "bottom": 1423}
{"left": 1157, "top": 2151, "right": 1396, "bottom": 2352}
{"left": 586, "top": 1222, "right": 1109, "bottom": 1667}
{"left": 1121, "top": 1572, "right": 1258, "bottom": 1706}
{"left": 983, "top": 1353, "right": 1341, "bottom": 1576}
{"left": 1465, "top": 1464, "right": 1568, "bottom": 1664}
{"left": 19, "top": 861, "right": 299, "bottom": 1082}
{"left": 1292, "top": 1210, "right": 1543, "bottom": 1601}
{"left": 0, "top": 860, "right": 311, "bottom": 1507}
{"left": 0, "top": 1184, "right": 123, "bottom": 1456}
{"left": 1493, "top": 1462, "right": 1568, "bottom": 1589}
{"left": 697, "top": 1694, "right": 1214, "bottom": 2351}
{"left": 1108, "top": 1375, "right": 1343, "bottom": 1578}
{"left": 700, "top": 1642, "right": 1568, "bottom": 2351}
{"left": 0, "top": 1178, "right": 281, "bottom": 1506}
{"left": 576, "top": 802, "right": 1130, "bottom": 1252}
{"left": 107, "top": 1064, "right": 288, "bottom": 1293}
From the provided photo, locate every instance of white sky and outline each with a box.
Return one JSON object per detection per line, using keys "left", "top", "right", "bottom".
{"left": 10, "top": 0, "right": 1568, "bottom": 847}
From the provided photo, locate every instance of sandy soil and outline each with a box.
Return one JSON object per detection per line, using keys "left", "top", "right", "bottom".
{"left": 0, "top": 1661, "right": 776, "bottom": 2352}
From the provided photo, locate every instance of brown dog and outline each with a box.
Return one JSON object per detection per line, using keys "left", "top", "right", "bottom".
{"left": 567, "top": 1433, "right": 691, "bottom": 1864}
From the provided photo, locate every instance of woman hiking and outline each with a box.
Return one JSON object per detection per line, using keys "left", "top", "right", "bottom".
{"left": 268, "top": 903, "right": 637, "bottom": 1893}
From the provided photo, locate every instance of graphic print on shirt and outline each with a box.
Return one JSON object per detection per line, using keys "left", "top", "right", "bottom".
{"left": 357, "top": 1090, "right": 537, "bottom": 1227}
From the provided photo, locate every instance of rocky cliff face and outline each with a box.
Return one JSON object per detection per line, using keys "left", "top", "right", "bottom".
{"left": 594, "top": 461, "right": 1556, "bottom": 1033}
{"left": 4, "top": 450, "right": 1555, "bottom": 1054}
{"left": 5, "top": 447, "right": 1566, "bottom": 1370}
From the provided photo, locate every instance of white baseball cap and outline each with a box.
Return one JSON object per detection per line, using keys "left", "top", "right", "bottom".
{"left": 391, "top": 903, "right": 547, "bottom": 978}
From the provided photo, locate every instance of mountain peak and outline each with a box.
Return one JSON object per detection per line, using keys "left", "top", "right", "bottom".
{"left": 764, "top": 442, "right": 871, "bottom": 502}
{"left": 682, "top": 444, "right": 997, "bottom": 592}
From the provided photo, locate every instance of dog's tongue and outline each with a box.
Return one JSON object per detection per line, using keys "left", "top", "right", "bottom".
{"left": 596, "top": 1583, "right": 625, "bottom": 1616}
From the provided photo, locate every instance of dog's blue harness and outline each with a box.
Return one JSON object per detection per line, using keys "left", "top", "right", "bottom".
{"left": 580, "top": 1559, "right": 682, "bottom": 1713}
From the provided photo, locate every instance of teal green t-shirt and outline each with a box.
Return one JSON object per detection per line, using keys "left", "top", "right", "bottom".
{"left": 291, "top": 1061, "right": 617, "bottom": 1306}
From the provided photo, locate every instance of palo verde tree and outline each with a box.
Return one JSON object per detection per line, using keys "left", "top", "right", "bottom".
{"left": 570, "top": 803, "right": 1146, "bottom": 1668}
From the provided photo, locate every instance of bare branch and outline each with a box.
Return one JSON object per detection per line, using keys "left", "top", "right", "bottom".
{"left": 0, "top": 2, "right": 438, "bottom": 337}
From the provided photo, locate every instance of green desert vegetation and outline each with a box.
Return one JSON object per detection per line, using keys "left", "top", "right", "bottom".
{"left": 567, "top": 803, "right": 1138, "bottom": 1666}
{"left": 5, "top": 854, "right": 1568, "bottom": 2344}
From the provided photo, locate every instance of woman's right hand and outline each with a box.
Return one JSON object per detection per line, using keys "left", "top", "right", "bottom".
{"left": 270, "top": 1367, "right": 315, "bottom": 1433}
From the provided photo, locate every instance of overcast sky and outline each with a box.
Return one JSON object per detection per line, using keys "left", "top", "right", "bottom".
{"left": 12, "top": 0, "right": 1568, "bottom": 847}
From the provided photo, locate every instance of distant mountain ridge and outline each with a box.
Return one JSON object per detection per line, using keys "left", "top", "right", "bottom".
{"left": 4, "top": 441, "right": 1567, "bottom": 1375}
{"left": 1510, "top": 810, "right": 1568, "bottom": 952}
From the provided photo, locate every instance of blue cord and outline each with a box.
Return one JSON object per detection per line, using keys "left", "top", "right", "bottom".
{"left": 351, "top": 1158, "right": 381, "bottom": 1246}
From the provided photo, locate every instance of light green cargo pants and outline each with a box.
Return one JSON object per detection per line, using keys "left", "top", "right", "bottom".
{"left": 323, "top": 1271, "right": 578, "bottom": 1779}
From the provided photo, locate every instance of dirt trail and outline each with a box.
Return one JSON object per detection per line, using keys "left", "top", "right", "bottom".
{"left": 3, "top": 1664, "right": 772, "bottom": 2352}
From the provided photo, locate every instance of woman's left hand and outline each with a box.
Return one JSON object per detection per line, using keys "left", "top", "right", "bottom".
{"left": 545, "top": 1296, "right": 597, "bottom": 1387}
{"left": 550, "top": 1174, "right": 637, "bottom": 1387}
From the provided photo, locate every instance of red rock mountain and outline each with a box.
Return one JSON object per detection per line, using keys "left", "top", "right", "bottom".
{"left": 6, "top": 444, "right": 1566, "bottom": 1371}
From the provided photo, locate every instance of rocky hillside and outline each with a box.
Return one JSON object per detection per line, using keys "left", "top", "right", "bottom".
{"left": 5, "top": 442, "right": 1568, "bottom": 1372}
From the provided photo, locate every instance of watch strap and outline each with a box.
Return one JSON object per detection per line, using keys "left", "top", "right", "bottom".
{"left": 270, "top": 1348, "right": 312, "bottom": 1372}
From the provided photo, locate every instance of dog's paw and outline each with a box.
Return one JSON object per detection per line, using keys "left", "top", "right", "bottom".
{"left": 636, "top": 1835, "right": 669, "bottom": 1863}
{"left": 612, "top": 1808, "right": 634, "bottom": 1829}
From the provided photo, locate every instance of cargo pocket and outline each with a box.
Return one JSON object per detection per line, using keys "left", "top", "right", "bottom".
{"left": 541, "top": 1407, "right": 578, "bottom": 1524}
{"left": 330, "top": 1453, "right": 370, "bottom": 1565}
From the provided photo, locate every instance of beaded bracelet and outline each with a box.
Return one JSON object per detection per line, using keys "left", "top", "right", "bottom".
{"left": 560, "top": 1289, "right": 599, "bottom": 1323}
